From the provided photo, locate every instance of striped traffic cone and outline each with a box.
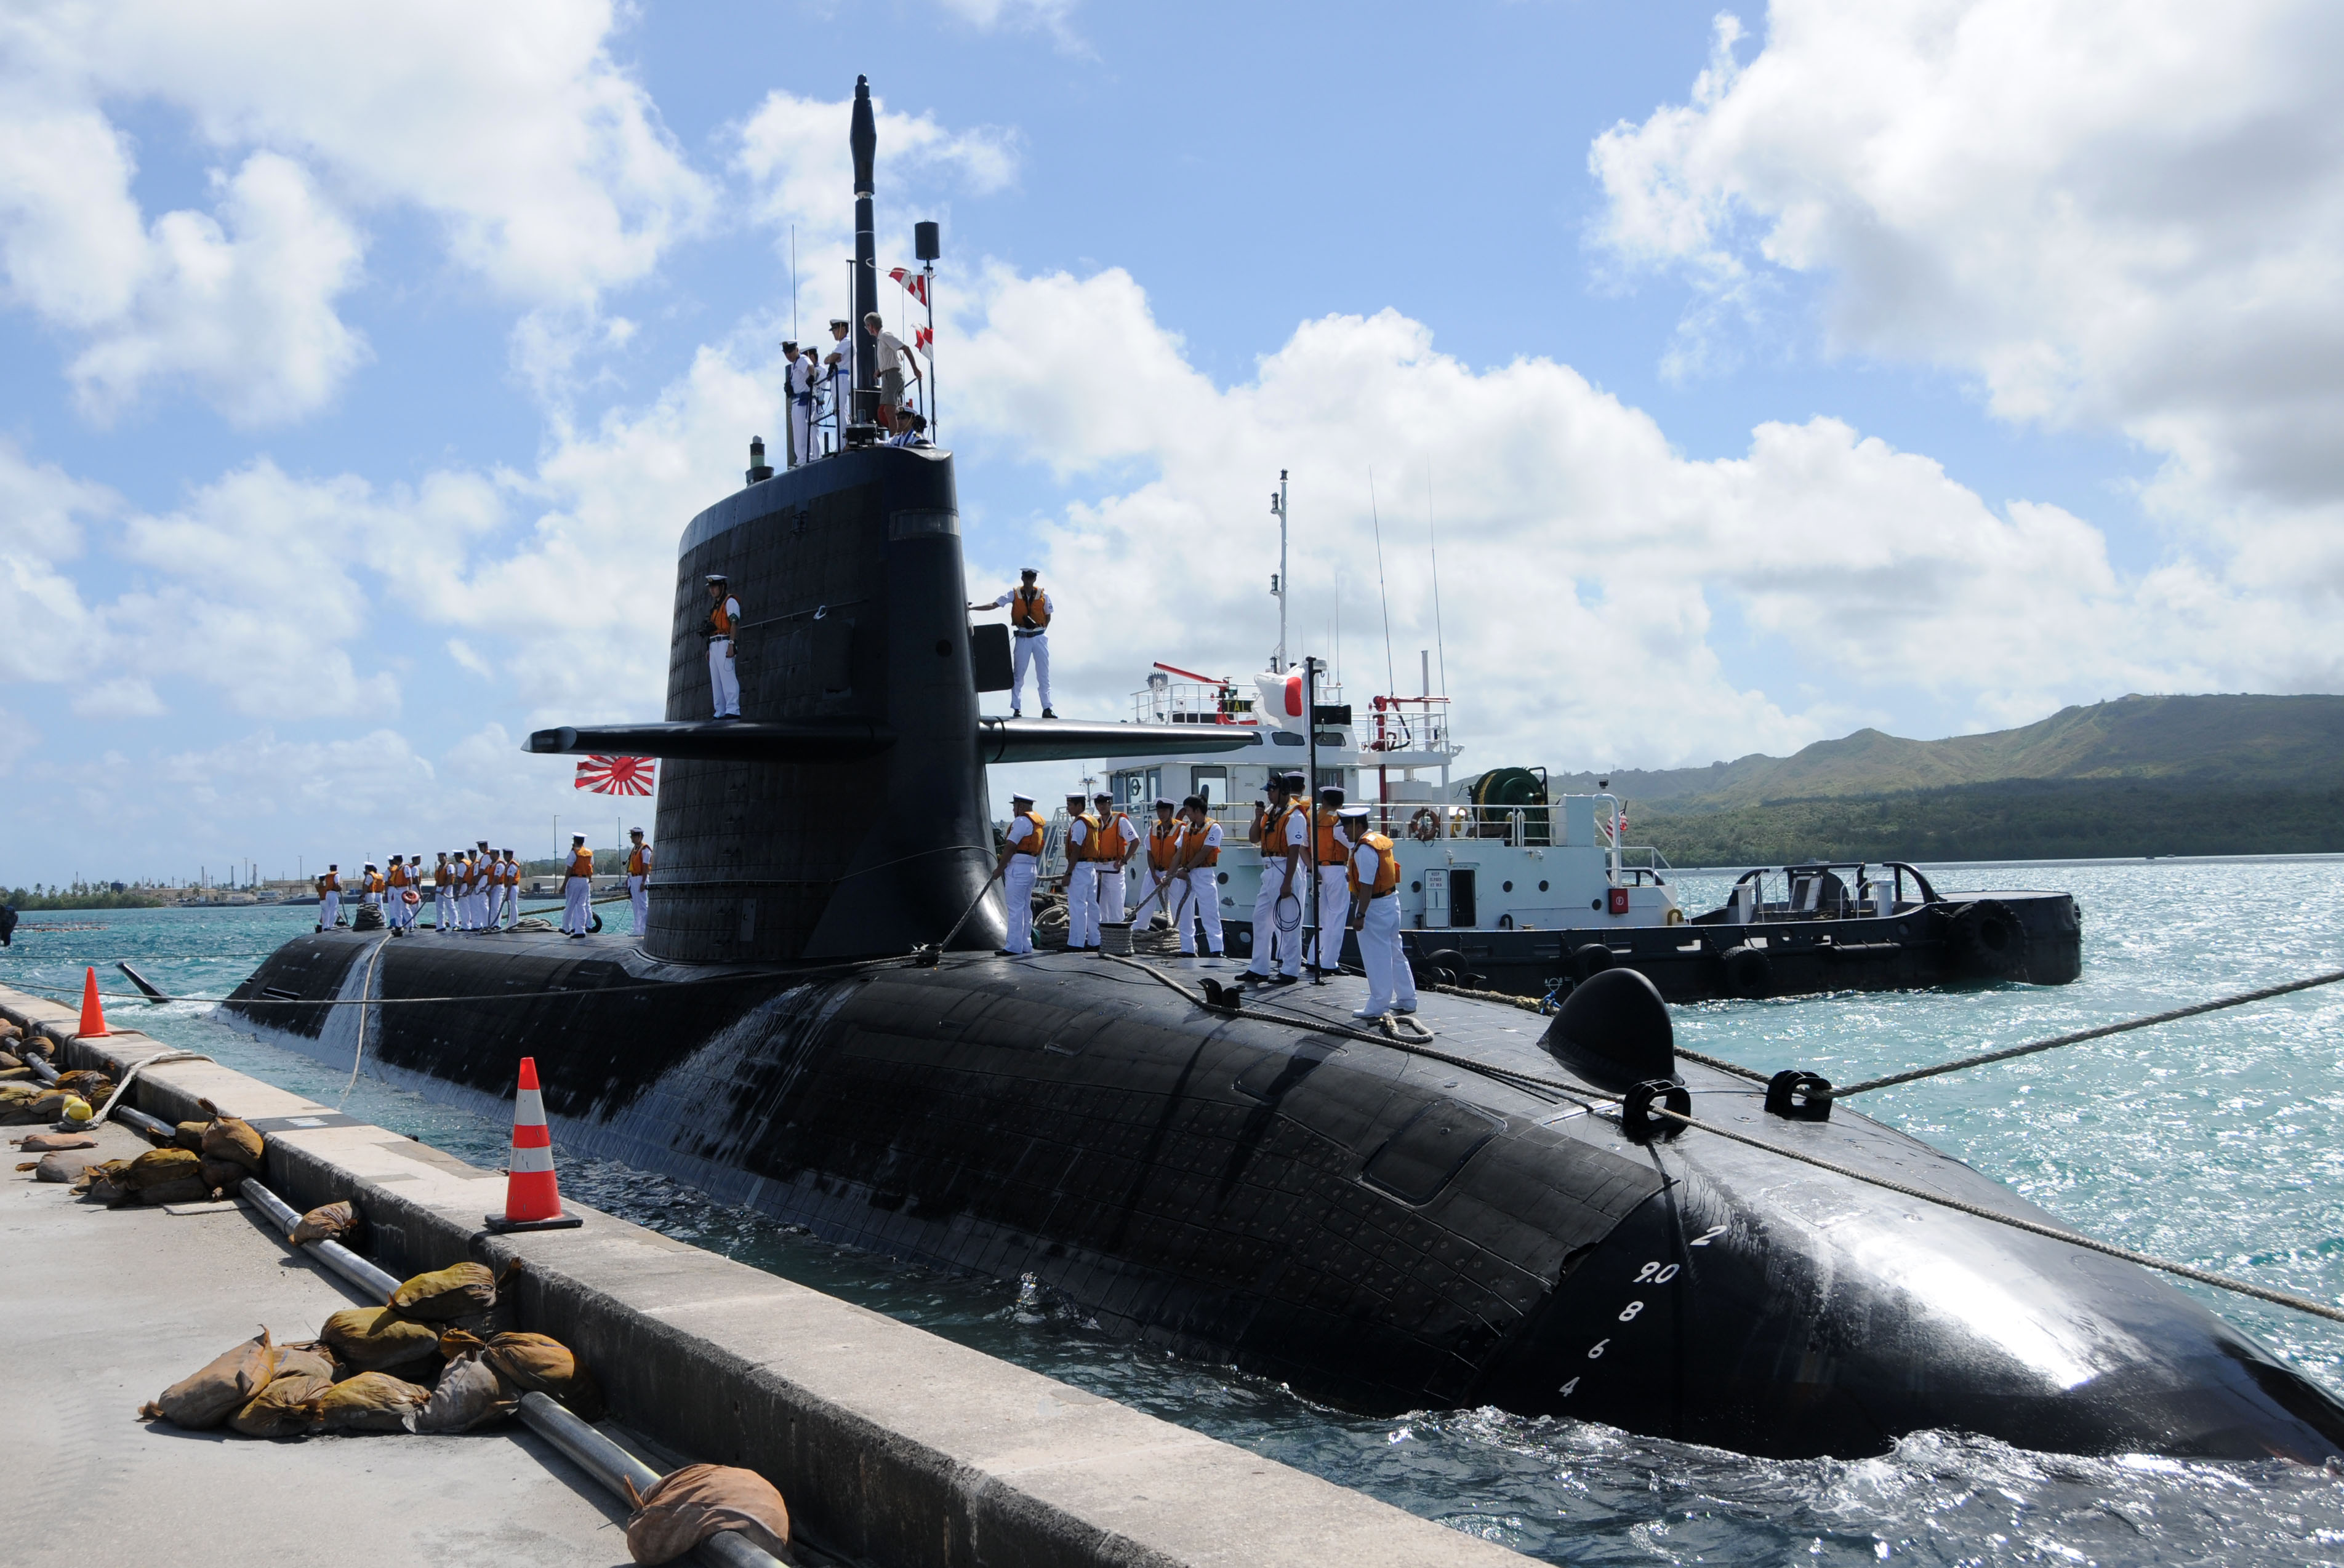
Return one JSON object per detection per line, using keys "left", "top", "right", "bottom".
{"left": 484, "top": 1057, "right": 582, "bottom": 1233}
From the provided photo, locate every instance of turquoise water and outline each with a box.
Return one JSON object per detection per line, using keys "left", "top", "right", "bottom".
{"left": 9, "top": 859, "right": 2344, "bottom": 1564}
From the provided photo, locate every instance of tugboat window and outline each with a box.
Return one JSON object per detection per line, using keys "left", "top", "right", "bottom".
{"left": 1502, "top": 881, "right": 1513, "bottom": 892}
{"left": 1411, "top": 881, "right": 1421, "bottom": 892}
{"left": 1539, "top": 880, "right": 1549, "bottom": 892}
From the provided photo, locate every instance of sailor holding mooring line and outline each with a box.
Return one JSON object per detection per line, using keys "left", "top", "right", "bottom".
{"left": 626, "top": 827, "right": 652, "bottom": 934}
{"left": 996, "top": 793, "right": 1045, "bottom": 956}
{"left": 1245, "top": 772, "right": 1306, "bottom": 983}
{"left": 705, "top": 574, "right": 742, "bottom": 719}
{"left": 562, "top": 834, "right": 593, "bottom": 938}
{"left": 1344, "top": 807, "right": 1418, "bottom": 1018}
{"left": 1062, "top": 793, "right": 1099, "bottom": 952}
{"left": 969, "top": 569, "right": 1054, "bottom": 719}
{"left": 1137, "top": 798, "right": 1181, "bottom": 927}
{"left": 1090, "top": 791, "right": 1138, "bottom": 942}
{"left": 1170, "top": 795, "right": 1226, "bottom": 958}
{"left": 1311, "top": 785, "right": 1349, "bottom": 974}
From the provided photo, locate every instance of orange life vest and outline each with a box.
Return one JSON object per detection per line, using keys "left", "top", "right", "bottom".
{"left": 568, "top": 847, "right": 593, "bottom": 878}
{"left": 1147, "top": 822, "right": 1181, "bottom": 871}
{"left": 628, "top": 844, "right": 649, "bottom": 876}
{"left": 1181, "top": 820, "right": 1221, "bottom": 868}
{"left": 1314, "top": 806, "right": 1345, "bottom": 863}
{"left": 365, "top": 872, "right": 385, "bottom": 895}
{"left": 490, "top": 860, "right": 508, "bottom": 887}
{"left": 1349, "top": 831, "right": 1399, "bottom": 900}
{"left": 387, "top": 863, "right": 409, "bottom": 889}
{"left": 318, "top": 872, "right": 339, "bottom": 892}
{"left": 1011, "top": 586, "right": 1050, "bottom": 629}
{"left": 1006, "top": 811, "right": 1046, "bottom": 857}
{"left": 1104, "top": 812, "right": 1133, "bottom": 864}
{"left": 1260, "top": 801, "right": 1301, "bottom": 857}
{"left": 1069, "top": 812, "right": 1103, "bottom": 862}
{"left": 710, "top": 598, "right": 733, "bottom": 635}
{"left": 434, "top": 862, "right": 449, "bottom": 889}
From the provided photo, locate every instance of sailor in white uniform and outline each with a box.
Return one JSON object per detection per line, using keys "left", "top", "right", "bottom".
{"left": 473, "top": 840, "right": 496, "bottom": 931}
{"left": 1089, "top": 791, "right": 1139, "bottom": 946}
{"left": 705, "top": 574, "right": 742, "bottom": 719}
{"left": 822, "top": 318, "right": 852, "bottom": 445}
{"left": 433, "top": 854, "right": 454, "bottom": 932}
{"left": 968, "top": 569, "right": 1054, "bottom": 718}
{"left": 782, "top": 341, "right": 817, "bottom": 466}
{"left": 498, "top": 849, "right": 521, "bottom": 929}
{"left": 561, "top": 834, "right": 593, "bottom": 938}
{"left": 1244, "top": 772, "right": 1307, "bottom": 983}
{"left": 625, "top": 828, "right": 652, "bottom": 934}
{"left": 1310, "top": 785, "right": 1352, "bottom": 974}
{"left": 1343, "top": 807, "right": 1418, "bottom": 1018}
{"left": 1061, "top": 793, "right": 1099, "bottom": 952}
{"left": 1174, "top": 796, "right": 1226, "bottom": 958}
{"left": 315, "top": 865, "right": 343, "bottom": 932}
{"left": 995, "top": 793, "right": 1045, "bottom": 956}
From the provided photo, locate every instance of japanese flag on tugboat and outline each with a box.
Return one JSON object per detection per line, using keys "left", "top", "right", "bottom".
{"left": 888, "top": 267, "right": 929, "bottom": 305}
{"left": 1253, "top": 671, "right": 1307, "bottom": 733}
{"left": 574, "top": 755, "right": 656, "bottom": 796}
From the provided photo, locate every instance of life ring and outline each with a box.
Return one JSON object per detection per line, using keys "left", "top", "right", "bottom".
{"left": 1408, "top": 808, "right": 1441, "bottom": 842}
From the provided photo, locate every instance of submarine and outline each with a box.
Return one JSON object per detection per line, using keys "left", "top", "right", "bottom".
{"left": 226, "top": 78, "right": 2344, "bottom": 1465}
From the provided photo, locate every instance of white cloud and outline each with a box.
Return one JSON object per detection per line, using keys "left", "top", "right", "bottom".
{"left": 1589, "top": 0, "right": 2344, "bottom": 607}
{"left": 0, "top": 439, "right": 110, "bottom": 682}
{"left": 0, "top": 0, "right": 713, "bottom": 420}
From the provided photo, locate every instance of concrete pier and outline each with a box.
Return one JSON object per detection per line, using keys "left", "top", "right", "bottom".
{"left": 1, "top": 985, "right": 1528, "bottom": 1568}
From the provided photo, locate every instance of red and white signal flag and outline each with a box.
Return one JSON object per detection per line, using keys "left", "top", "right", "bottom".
{"left": 574, "top": 754, "right": 655, "bottom": 795}
{"left": 914, "top": 326, "right": 933, "bottom": 357}
{"left": 888, "top": 266, "right": 929, "bottom": 305}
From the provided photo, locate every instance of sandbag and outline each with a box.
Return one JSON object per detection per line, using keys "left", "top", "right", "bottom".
{"left": 34, "top": 1150, "right": 97, "bottom": 1182}
{"left": 16, "top": 1131, "right": 95, "bottom": 1152}
{"left": 198, "top": 1157, "right": 249, "bottom": 1193}
{"left": 174, "top": 1121, "right": 208, "bottom": 1151}
{"left": 622, "top": 1464, "right": 792, "bottom": 1566}
{"left": 117, "top": 1146, "right": 202, "bottom": 1191}
{"left": 230, "top": 1371, "right": 334, "bottom": 1438}
{"left": 439, "top": 1329, "right": 603, "bottom": 1420}
{"left": 410, "top": 1352, "right": 516, "bottom": 1434}
{"left": 24, "top": 1089, "right": 70, "bottom": 1121}
{"left": 0, "top": 1050, "right": 20, "bottom": 1070}
{"left": 318, "top": 1307, "right": 442, "bottom": 1370}
{"left": 55, "top": 1069, "right": 110, "bottom": 1098}
{"left": 196, "top": 1100, "right": 265, "bottom": 1170}
{"left": 140, "top": 1328, "right": 277, "bottom": 1427}
{"left": 390, "top": 1260, "right": 512, "bottom": 1322}
{"left": 309, "top": 1371, "right": 431, "bottom": 1434}
{"left": 289, "top": 1199, "right": 358, "bottom": 1246}
{"left": 138, "top": 1175, "right": 215, "bottom": 1207}
{"left": 273, "top": 1343, "right": 337, "bottom": 1383}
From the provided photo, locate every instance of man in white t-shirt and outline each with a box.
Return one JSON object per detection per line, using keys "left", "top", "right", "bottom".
{"left": 865, "top": 311, "right": 920, "bottom": 431}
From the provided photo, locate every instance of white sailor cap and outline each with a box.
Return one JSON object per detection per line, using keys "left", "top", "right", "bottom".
{"left": 705, "top": 572, "right": 728, "bottom": 583}
{"left": 1009, "top": 791, "right": 1035, "bottom": 804}
{"left": 630, "top": 826, "right": 644, "bottom": 835}
{"left": 1337, "top": 806, "right": 1372, "bottom": 820}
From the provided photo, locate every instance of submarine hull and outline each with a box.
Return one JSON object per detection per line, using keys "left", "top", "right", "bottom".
{"left": 226, "top": 930, "right": 2344, "bottom": 1463}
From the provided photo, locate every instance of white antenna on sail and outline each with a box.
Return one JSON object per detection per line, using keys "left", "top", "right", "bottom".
{"left": 1369, "top": 470, "right": 1397, "bottom": 702}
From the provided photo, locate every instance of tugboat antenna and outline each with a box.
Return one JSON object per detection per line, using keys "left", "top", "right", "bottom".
{"left": 1369, "top": 468, "right": 1397, "bottom": 705}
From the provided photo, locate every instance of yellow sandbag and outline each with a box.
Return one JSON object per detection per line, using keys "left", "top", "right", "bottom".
{"left": 390, "top": 1260, "right": 512, "bottom": 1321}
{"left": 309, "top": 1371, "right": 431, "bottom": 1434}
{"left": 73, "top": 1156, "right": 130, "bottom": 1193}
{"left": 198, "top": 1157, "right": 249, "bottom": 1193}
{"left": 16, "top": 1131, "right": 96, "bottom": 1151}
{"left": 289, "top": 1200, "right": 358, "bottom": 1246}
{"left": 622, "top": 1464, "right": 791, "bottom": 1566}
{"left": 438, "top": 1329, "right": 603, "bottom": 1421}
{"left": 117, "top": 1146, "right": 202, "bottom": 1191}
{"left": 140, "top": 1329, "right": 277, "bottom": 1428}
{"left": 230, "top": 1371, "right": 334, "bottom": 1438}
{"left": 174, "top": 1121, "right": 207, "bottom": 1151}
{"left": 272, "top": 1343, "right": 337, "bottom": 1382}
{"left": 410, "top": 1352, "right": 517, "bottom": 1433}
{"left": 137, "top": 1175, "right": 215, "bottom": 1207}
{"left": 318, "top": 1307, "right": 441, "bottom": 1370}
{"left": 196, "top": 1100, "right": 265, "bottom": 1170}
{"left": 54, "top": 1069, "right": 109, "bottom": 1097}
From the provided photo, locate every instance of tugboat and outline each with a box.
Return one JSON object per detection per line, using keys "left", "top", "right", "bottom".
{"left": 1058, "top": 663, "right": 2081, "bottom": 1002}
{"left": 217, "top": 77, "right": 2335, "bottom": 1466}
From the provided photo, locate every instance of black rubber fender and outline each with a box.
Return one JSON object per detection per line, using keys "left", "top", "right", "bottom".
{"left": 1720, "top": 943, "right": 1770, "bottom": 999}
{"left": 1424, "top": 947, "right": 1469, "bottom": 986}
{"left": 1941, "top": 898, "right": 2027, "bottom": 980}
{"left": 1572, "top": 942, "right": 1614, "bottom": 981}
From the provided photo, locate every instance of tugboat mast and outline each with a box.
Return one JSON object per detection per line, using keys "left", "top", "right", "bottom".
{"left": 1270, "top": 470, "right": 1289, "bottom": 671}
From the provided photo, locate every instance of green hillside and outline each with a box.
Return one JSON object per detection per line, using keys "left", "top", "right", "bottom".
{"left": 1549, "top": 694, "right": 2344, "bottom": 811}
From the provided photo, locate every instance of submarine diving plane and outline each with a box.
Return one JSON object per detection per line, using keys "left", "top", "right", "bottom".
{"left": 227, "top": 78, "right": 2344, "bottom": 1466}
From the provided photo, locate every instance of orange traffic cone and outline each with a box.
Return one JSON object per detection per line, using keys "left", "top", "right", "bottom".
{"left": 78, "top": 967, "right": 109, "bottom": 1038}
{"left": 484, "top": 1056, "right": 582, "bottom": 1233}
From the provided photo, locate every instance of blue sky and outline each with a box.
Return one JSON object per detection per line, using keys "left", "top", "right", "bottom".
{"left": 3, "top": 0, "right": 2339, "bottom": 885}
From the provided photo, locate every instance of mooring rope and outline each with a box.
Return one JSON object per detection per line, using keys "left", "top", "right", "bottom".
{"left": 1828, "top": 968, "right": 2344, "bottom": 1100}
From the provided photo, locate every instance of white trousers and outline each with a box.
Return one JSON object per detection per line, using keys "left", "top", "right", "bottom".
{"left": 496, "top": 884, "right": 515, "bottom": 927}
{"left": 1095, "top": 868, "right": 1126, "bottom": 937}
{"left": 389, "top": 892, "right": 410, "bottom": 929}
{"left": 708, "top": 638, "right": 741, "bottom": 718}
{"left": 1011, "top": 631, "right": 1050, "bottom": 713}
{"left": 1312, "top": 864, "right": 1351, "bottom": 969}
{"left": 1003, "top": 858, "right": 1038, "bottom": 954}
{"left": 318, "top": 891, "right": 340, "bottom": 927}
{"left": 435, "top": 889, "right": 452, "bottom": 930}
{"left": 1358, "top": 894, "right": 1418, "bottom": 1014}
{"left": 628, "top": 874, "right": 649, "bottom": 934}
{"left": 1065, "top": 862, "right": 1098, "bottom": 949}
{"left": 563, "top": 877, "right": 591, "bottom": 935}
{"left": 1248, "top": 862, "right": 1302, "bottom": 975}
{"left": 789, "top": 399, "right": 816, "bottom": 467}
{"left": 1180, "top": 867, "right": 1224, "bottom": 955}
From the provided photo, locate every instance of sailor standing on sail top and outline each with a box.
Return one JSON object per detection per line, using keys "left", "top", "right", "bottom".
{"left": 1243, "top": 773, "right": 1307, "bottom": 984}
{"left": 1061, "top": 793, "right": 1099, "bottom": 953}
{"left": 1173, "top": 795, "right": 1226, "bottom": 958}
{"left": 562, "top": 834, "right": 593, "bottom": 939}
{"left": 315, "top": 865, "right": 342, "bottom": 932}
{"left": 822, "top": 318, "right": 852, "bottom": 444}
{"left": 1090, "top": 790, "right": 1139, "bottom": 945}
{"left": 1310, "top": 785, "right": 1351, "bottom": 974}
{"left": 625, "top": 827, "right": 652, "bottom": 934}
{"left": 995, "top": 793, "right": 1045, "bottom": 956}
{"left": 1343, "top": 806, "right": 1418, "bottom": 1018}
{"left": 782, "top": 342, "right": 817, "bottom": 467}
{"left": 705, "top": 574, "right": 742, "bottom": 719}
{"left": 968, "top": 569, "right": 1054, "bottom": 719}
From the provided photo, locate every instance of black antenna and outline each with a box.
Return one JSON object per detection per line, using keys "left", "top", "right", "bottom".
{"left": 1369, "top": 470, "right": 1397, "bottom": 705}
{"left": 1427, "top": 464, "right": 1447, "bottom": 697}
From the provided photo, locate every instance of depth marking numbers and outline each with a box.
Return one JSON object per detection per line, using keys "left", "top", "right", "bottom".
{"left": 1562, "top": 1257, "right": 1687, "bottom": 1396}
